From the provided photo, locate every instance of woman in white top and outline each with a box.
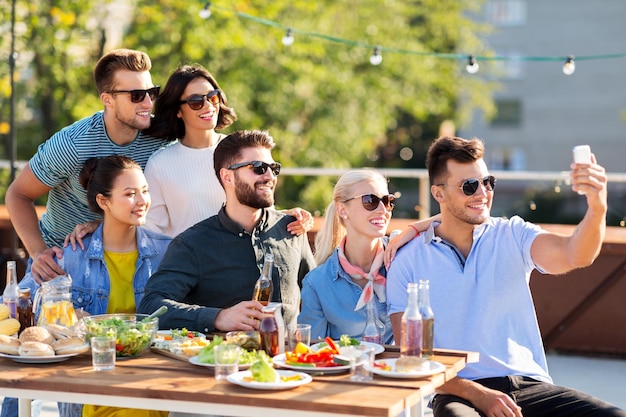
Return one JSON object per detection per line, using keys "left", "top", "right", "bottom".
{"left": 143, "top": 64, "right": 313, "bottom": 237}
{"left": 143, "top": 65, "right": 237, "bottom": 237}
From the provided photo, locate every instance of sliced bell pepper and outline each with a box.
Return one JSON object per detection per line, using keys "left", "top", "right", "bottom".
{"left": 324, "top": 336, "right": 340, "bottom": 354}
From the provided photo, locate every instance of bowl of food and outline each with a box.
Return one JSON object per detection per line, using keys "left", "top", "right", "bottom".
{"left": 225, "top": 331, "right": 261, "bottom": 351}
{"left": 83, "top": 314, "right": 158, "bottom": 358}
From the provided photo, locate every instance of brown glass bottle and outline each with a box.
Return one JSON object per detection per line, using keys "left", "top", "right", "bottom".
{"left": 259, "top": 305, "right": 280, "bottom": 356}
{"left": 252, "top": 253, "right": 274, "bottom": 306}
{"left": 17, "top": 287, "right": 34, "bottom": 335}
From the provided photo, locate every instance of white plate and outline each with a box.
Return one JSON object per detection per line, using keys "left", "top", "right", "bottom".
{"left": 370, "top": 358, "right": 446, "bottom": 379}
{"left": 272, "top": 353, "right": 353, "bottom": 374}
{"left": 227, "top": 370, "right": 312, "bottom": 390}
{"left": 189, "top": 355, "right": 251, "bottom": 369}
{"left": 310, "top": 341, "right": 385, "bottom": 355}
{"left": 0, "top": 352, "right": 81, "bottom": 364}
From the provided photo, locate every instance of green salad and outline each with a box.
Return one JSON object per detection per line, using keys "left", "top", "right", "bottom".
{"left": 84, "top": 315, "right": 157, "bottom": 358}
{"left": 196, "top": 336, "right": 261, "bottom": 365}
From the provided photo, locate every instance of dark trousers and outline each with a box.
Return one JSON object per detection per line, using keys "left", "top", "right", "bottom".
{"left": 432, "top": 376, "right": 626, "bottom": 417}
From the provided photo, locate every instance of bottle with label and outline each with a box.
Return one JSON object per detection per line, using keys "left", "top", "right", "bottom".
{"left": 361, "top": 297, "right": 383, "bottom": 344}
{"left": 17, "top": 287, "right": 34, "bottom": 334}
{"left": 252, "top": 253, "right": 274, "bottom": 306}
{"left": 2, "top": 260, "right": 19, "bottom": 319}
{"left": 400, "top": 282, "right": 422, "bottom": 358}
{"left": 418, "top": 280, "right": 434, "bottom": 359}
{"left": 259, "top": 305, "right": 280, "bottom": 357}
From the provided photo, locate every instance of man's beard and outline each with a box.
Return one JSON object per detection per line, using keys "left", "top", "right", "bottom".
{"left": 234, "top": 174, "right": 274, "bottom": 209}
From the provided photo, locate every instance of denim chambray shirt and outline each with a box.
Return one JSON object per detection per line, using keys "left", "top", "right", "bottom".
{"left": 18, "top": 224, "right": 172, "bottom": 316}
{"left": 299, "top": 246, "right": 394, "bottom": 345}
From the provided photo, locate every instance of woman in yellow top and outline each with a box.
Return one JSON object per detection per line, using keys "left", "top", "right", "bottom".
{"left": 16, "top": 155, "right": 172, "bottom": 417}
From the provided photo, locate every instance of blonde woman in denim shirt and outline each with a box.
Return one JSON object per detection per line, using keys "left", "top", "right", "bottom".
{"left": 15, "top": 155, "right": 171, "bottom": 417}
{"left": 298, "top": 170, "right": 397, "bottom": 343}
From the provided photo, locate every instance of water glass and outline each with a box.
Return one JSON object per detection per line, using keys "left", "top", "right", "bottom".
{"left": 347, "top": 345, "right": 375, "bottom": 382}
{"left": 287, "top": 324, "right": 311, "bottom": 351}
{"left": 213, "top": 344, "right": 240, "bottom": 381}
{"left": 91, "top": 337, "right": 116, "bottom": 372}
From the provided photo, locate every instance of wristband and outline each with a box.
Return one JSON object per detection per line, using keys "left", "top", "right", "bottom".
{"left": 408, "top": 224, "right": 421, "bottom": 237}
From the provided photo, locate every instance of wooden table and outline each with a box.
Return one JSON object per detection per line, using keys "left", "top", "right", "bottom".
{"left": 0, "top": 347, "right": 477, "bottom": 417}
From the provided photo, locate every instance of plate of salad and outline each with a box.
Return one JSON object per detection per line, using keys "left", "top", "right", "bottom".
{"left": 310, "top": 334, "right": 385, "bottom": 355}
{"left": 189, "top": 336, "right": 259, "bottom": 369}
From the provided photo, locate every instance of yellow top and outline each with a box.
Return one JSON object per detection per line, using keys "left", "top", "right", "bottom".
{"left": 104, "top": 250, "right": 138, "bottom": 314}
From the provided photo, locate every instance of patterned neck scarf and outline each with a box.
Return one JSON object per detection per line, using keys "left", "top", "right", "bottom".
{"left": 337, "top": 236, "right": 386, "bottom": 311}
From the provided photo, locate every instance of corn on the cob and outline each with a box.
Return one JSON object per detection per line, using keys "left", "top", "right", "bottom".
{"left": 0, "top": 304, "right": 9, "bottom": 321}
{"left": 0, "top": 318, "right": 20, "bottom": 335}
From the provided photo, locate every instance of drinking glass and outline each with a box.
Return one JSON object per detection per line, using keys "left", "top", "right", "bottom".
{"left": 347, "top": 345, "right": 375, "bottom": 382}
{"left": 213, "top": 344, "right": 240, "bottom": 381}
{"left": 91, "top": 337, "right": 116, "bottom": 371}
{"left": 287, "top": 324, "right": 311, "bottom": 351}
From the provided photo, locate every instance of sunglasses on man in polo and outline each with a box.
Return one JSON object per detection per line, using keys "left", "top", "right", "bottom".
{"left": 437, "top": 175, "right": 497, "bottom": 196}
{"left": 342, "top": 194, "right": 396, "bottom": 211}
{"left": 179, "top": 90, "right": 221, "bottom": 110}
{"left": 228, "top": 160, "right": 281, "bottom": 176}
{"left": 108, "top": 86, "right": 160, "bottom": 103}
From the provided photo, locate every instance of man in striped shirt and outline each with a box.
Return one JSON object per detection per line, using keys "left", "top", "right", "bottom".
{"left": 5, "top": 49, "right": 169, "bottom": 283}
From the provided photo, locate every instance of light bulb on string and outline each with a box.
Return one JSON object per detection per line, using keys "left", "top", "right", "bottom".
{"left": 466, "top": 55, "right": 479, "bottom": 74}
{"left": 562, "top": 55, "right": 575, "bottom": 75}
{"left": 199, "top": 2, "right": 212, "bottom": 19}
{"left": 370, "top": 46, "right": 382, "bottom": 66}
{"left": 282, "top": 28, "right": 294, "bottom": 46}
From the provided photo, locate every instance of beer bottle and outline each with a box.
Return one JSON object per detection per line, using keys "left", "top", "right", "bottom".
{"left": 252, "top": 253, "right": 274, "bottom": 306}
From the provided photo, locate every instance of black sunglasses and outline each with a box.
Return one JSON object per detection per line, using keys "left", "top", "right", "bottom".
{"left": 108, "top": 86, "right": 160, "bottom": 103}
{"left": 179, "top": 89, "right": 221, "bottom": 110}
{"left": 228, "top": 160, "right": 281, "bottom": 176}
{"left": 437, "top": 175, "right": 496, "bottom": 196}
{"left": 343, "top": 194, "right": 396, "bottom": 211}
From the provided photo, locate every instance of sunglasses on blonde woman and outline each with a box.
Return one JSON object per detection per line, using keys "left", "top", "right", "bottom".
{"left": 179, "top": 89, "right": 221, "bottom": 110}
{"left": 342, "top": 194, "right": 396, "bottom": 211}
{"left": 108, "top": 86, "right": 160, "bottom": 103}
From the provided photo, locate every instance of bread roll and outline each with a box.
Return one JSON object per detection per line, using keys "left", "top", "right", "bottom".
{"left": 47, "top": 323, "right": 80, "bottom": 340}
{"left": 52, "top": 337, "right": 89, "bottom": 355}
{"left": 19, "top": 326, "right": 54, "bottom": 345}
{"left": 0, "top": 334, "right": 20, "bottom": 355}
{"left": 394, "top": 356, "right": 427, "bottom": 373}
{"left": 19, "top": 341, "right": 55, "bottom": 357}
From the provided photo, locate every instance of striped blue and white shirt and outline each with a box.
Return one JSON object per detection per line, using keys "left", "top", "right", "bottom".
{"left": 29, "top": 111, "right": 169, "bottom": 248}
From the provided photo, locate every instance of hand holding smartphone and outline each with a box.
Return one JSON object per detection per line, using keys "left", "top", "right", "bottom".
{"left": 572, "top": 145, "right": 591, "bottom": 164}
{"left": 572, "top": 145, "right": 591, "bottom": 195}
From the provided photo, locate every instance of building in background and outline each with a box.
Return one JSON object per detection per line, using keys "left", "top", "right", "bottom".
{"left": 464, "top": 0, "right": 626, "bottom": 173}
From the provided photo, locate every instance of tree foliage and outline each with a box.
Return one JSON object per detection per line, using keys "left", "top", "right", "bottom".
{"left": 0, "top": 0, "right": 495, "bottom": 213}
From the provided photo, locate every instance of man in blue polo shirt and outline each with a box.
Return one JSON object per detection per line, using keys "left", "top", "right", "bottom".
{"left": 387, "top": 136, "right": 624, "bottom": 416}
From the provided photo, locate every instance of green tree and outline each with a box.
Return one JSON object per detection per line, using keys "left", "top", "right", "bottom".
{"left": 1, "top": 0, "right": 495, "bottom": 213}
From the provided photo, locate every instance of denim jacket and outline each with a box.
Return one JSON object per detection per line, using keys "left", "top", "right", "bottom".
{"left": 19, "top": 224, "right": 172, "bottom": 316}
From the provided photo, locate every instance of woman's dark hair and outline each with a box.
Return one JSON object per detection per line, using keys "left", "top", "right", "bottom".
{"left": 146, "top": 64, "right": 237, "bottom": 140}
{"left": 79, "top": 155, "right": 141, "bottom": 215}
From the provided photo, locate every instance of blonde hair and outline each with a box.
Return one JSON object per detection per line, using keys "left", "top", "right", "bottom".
{"left": 314, "top": 169, "right": 389, "bottom": 264}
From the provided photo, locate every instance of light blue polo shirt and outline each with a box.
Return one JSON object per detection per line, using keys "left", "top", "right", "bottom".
{"left": 387, "top": 216, "right": 552, "bottom": 383}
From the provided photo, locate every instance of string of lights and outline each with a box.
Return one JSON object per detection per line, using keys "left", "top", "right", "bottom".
{"left": 198, "top": 2, "right": 626, "bottom": 75}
